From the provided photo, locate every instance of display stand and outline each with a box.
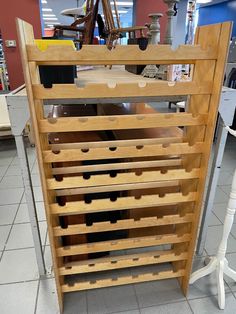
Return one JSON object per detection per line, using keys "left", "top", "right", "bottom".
{"left": 17, "top": 18, "right": 231, "bottom": 312}
{"left": 190, "top": 127, "right": 236, "bottom": 309}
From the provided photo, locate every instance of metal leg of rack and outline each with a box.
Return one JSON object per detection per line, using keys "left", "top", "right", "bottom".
{"left": 196, "top": 115, "right": 228, "bottom": 255}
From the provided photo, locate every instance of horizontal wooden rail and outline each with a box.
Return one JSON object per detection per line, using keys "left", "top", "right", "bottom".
{"left": 43, "top": 142, "right": 204, "bottom": 163}
{"left": 62, "top": 269, "right": 185, "bottom": 292}
{"left": 27, "top": 44, "right": 216, "bottom": 65}
{"left": 55, "top": 180, "right": 179, "bottom": 196}
{"left": 57, "top": 233, "right": 191, "bottom": 256}
{"left": 47, "top": 168, "right": 200, "bottom": 190}
{"left": 39, "top": 112, "right": 207, "bottom": 133}
{"left": 50, "top": 191, "right": 197, "bottom": 216}
{"left": 54, "top": 213, "right": 194, "bottom": 236}
{"left": 51, "top": 159, "right": 182, "bottom": 175}
{"left": 50, "top": 136, "right": 183, "bottom": 151}
{"left": 33, "top": 81, "right": 212, "bottom": 100}
{"left": 60, "top": 250, "right": 188, "bottom": 275}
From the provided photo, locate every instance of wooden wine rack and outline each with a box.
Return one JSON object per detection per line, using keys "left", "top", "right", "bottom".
{"left": 17, "top": 18, "right": 231, "bottom": 312}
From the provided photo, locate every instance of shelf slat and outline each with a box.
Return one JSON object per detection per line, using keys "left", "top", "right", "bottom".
{"left": 39, "top": 113, "right": 208, "bottom": 133}
{"left": 60, "top": 250, "right": 188, "bottom": 275}
{"left": 57, "top": 233, "right": 191, "bottom": 256}
{"left": 62, "top": 269, "right": 186, "bottom": 292}
{"left": 43, "top": 142, "right": 204, "bottom": 163}
{"left": 27, "top": 44, "right": 216, "bottom": 65}
{"left": 50, "top": 192, "right": 197, "bottom": 216}
{"left": 54, "top": 213, "right": 194, "bottom": 236}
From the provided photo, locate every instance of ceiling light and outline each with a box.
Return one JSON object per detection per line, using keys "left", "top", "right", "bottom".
{"left": 43, "top": 17, "right": 58, "bottom": 21}
{"left": 112, "top": 10, "right": 128, "bottom": 14}
{"left": 41, "top": 0, "right": 47, "bottom": 3}
{"left": 196, "top": 0, "right": 212, "bottom": 3}
{"left": 42, "top": 8, "right": 52, "bottom": 12}
{"left": 110, "top": 1, "right": 133, "bottom": 5}
{"left": 43, "top": 14, "right": 56, "bottom": 17}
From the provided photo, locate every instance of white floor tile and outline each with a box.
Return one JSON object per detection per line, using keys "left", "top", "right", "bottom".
{"left": 209, "top": 212, "right": 222, "bottom": 226}
{"left": 64, "top": 291, "right": 87, "bottom": 314}
{"left": 87, "top": 284, "right": 138, "bottom": 314}
{"left": 0, "top": 165, "right": 8, "bottom": 177}
{"left": 213, "top": 187, "right": 229, "bottom": 204}
{"left": 213, "top": 203, "right": 234, "bottom": 224}
{"left": 0, "top": 188, "right": 24, "bottom": 205}
{"left": 224, "top": 253, "right": 236, "bottom": 291}
{"left": 33, "top": 186, "right": 44, "bottom": 202}
{"left": 140, "top": 301, "right": 192, "bottom": 314}
{"left": 134, "top": 278, "right": 185, "bottom": 308}
{"left": 0, "top": 204, "right": 18, "bottom": 225}
{"left": 0, "top": 225, "right": 11, "bottom": 250}
{"left": 6, "top": 221, "right": 47, "bottom": 250}
{"left": 4, "top": 165, "right": 22, "bottom": 176}
{"left": 15, "top": 202, "right": 46, "bottom": 223}
{"left": 217, "top": 171, "right": 234, "bottom": 186}
{"left": 188, "top": 293, "right": 236, "bottom": 314}
{"left": 0, "top": 280, "right": 38, "bottom": 314}
{"left": 204, "top": 225, "right": 236, "bottom": 255}
{"left": 0, "top": 175, "right": 24, "bottom": 189}
{"left": 0, "top": 248, "right": 39, "bottom": 283}
{"left": 36, "top": 278, "right": 60, "bottom": 314}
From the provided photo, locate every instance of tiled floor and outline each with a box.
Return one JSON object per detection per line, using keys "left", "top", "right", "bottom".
{"left": 0, "top": 136, "right": 236, "bottom": 314}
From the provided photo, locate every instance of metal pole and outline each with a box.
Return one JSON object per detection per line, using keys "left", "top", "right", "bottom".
{"left": 14, "top": 135, "right": 46, "bottom": 276}
{"left": 196, "top": 115, "right": 228, "bottom": 255}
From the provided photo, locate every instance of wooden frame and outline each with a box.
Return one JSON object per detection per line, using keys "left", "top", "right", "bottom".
{"left": 17, "top": 18, "right": 231, "bottom": 313}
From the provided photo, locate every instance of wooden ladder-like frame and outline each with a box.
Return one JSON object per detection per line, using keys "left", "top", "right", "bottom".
{"left": 17, "top": 18, "right": 231, "bottom": 312}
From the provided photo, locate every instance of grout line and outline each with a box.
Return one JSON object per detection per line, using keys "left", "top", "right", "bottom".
{"left": 0, "top": 278, "right": 39, "bottom": 286}
{"left": 34, "top": 278, "right": 41, "bottom": 314}
{"left": 0, "top": 192, "right": 24, "bottom": 262}
{"left": 138, "top": 299, "right": 190, "bottom": 313}
{"left": 186, "top": 298, "right": 195, "bottom": 314}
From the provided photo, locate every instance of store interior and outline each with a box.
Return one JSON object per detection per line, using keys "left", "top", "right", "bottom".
{"left": 0, "top": 1, "right": 236, "bottom": 314}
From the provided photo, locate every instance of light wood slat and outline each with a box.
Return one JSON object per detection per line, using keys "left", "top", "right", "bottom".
{"left": 55, "top": 180, "right": 180, "bottom": 196}
{"left": 51, "top": 137, "right": 183, "bottom": 151}
{"left": 40, "top": 112, "right": 207, "bottom": 133}
{"left": 51, "top": 159, "right": 182, "bottom": 175}
{"left": 54, "top": 213, "right": 194, "bottom": 236}
{"left": 33, "top": 81, "right": 212, "bottom": 100}
{"left": 47, "top": 168, "right": 199, "bottom": 190}
{"left": 43, "top": 142, "right": 204, "bottom": 163}
{"left": 57, "top": 233, "right": 191, "bottom": 256}
{"left": 62, "top": 269, "right": 186, "bottom": 292}
{"left": 27, "top": 44, "right": 216, "bottom": 65}
{"left": 51, "top": 192, "right": 197, "bottom": 216}
{"left": 60, "top": 250, "right": 188, "bottom": 275}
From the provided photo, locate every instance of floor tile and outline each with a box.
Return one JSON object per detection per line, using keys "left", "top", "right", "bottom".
{"left": 204, "top": 225, "right": 236, "bottom": 255}
{"left": 213, "top": 203, "right": 234, "bottom": 224}
{"left": 31, "top": 173, "right": 42, "bottom": 187}
{"left": 140, "top": 301, "right": 192, "bottom": 314}
{"left": 31, "top": 160, "right": 39, "bottom": 174}
{"left": 209, "top": 212, "right": 222, "bottom": 226}
{"left": 0, "top": 188, "right": 24, "bottom": 205}
{"left": 213, "top": 187, "right": 230, "bottom": 204}
{"left": 0, "top": 156, "right": 14, "bottom": 166}
{"left": 230, "top": 224, "right": 236, "bottom": 239}
{"left": 36, "top": 278, "right": 60, "bottom": 314}
{"left": 0, "top": 225, "right": 11, "bottom": 250}
{"left": 87, "top": 285, "right": 139, "bottom": 314}
{"left": 0, "top": 248, "right": 39, "bottom": 283}
{"left": 217, "top": 171, "right": 234, "bottom": 186}
{"left": 0, "top": 204, "right": 18, "bottom": 225}
{"left": 15, "top": 202, "right": 46, "bottom": 223}
{"left": 224, "top": 253, "right": 236, "bottom": 291}
{"left": 189, "top": 293, "right": 236, "bottom": 314}
{"left": 188, "top": 257, "right": 230, "bottom": 299}
{"left": 0, "top": 280, "right": 38, "bottom": 314}
{"left": 6, "top": 221, "right": 47, "bottom": 250}
{"left": 64, "top": 291, "right": 87, "bottom": 314}
{"left": 0, "top": 175, "right": 24, "bottom": 189}
{"left": 220, "top": 185, "right": 232, "bottom": 197}
{"left": 33, "top": 186, "right": 44, "bottom": 202}
{"left": 0, "top": 165, "right": 8, "bottom": 177}
{"left": 134, "top": 278, "right": 185, "bottom": 308}
{"left": 112, "top": 311, "right": 140, "bottom": 314}
{"left": 4, "top": 165, "right": 22, "bottom": 176}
